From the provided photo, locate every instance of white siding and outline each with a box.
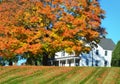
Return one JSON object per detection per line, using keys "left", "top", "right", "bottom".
{"left": 55, "top": 44, "right": 113, "bottom": 67}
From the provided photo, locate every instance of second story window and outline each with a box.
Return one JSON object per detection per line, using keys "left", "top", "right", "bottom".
{"left": 96, "top": 50, "right": 99, "bottom": 55}
{"left": 105, "top": 51, "right": 107, "bottom": 56}
{"left": 61, "top": 51, "right": 65, "bottom": 56}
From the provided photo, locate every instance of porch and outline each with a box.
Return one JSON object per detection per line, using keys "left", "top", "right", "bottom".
{"left": 54, "top": 56, "right": 81, "bottom": 66}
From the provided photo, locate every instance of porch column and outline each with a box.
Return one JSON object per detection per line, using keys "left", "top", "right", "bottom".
{"left": 79, "top": 59, "right": 81, "bottom": 66}
{"left": 59, "top": 60, "right": 60, "bottom": 66}
{"left": 66, "top": 59, "right": 67, "bottom": 64}
{"left": 66, "top": 59, "right": 68, "bottom": 66}
{"left": 74, "top": 58, "right": 76, "bottom": 66}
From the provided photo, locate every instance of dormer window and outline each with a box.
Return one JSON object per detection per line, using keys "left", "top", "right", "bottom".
{"left": 61, "top": 51, "right": 65, "bottom": 56}
{"left": 105, "top": 51, "right": 107, "bottom": 56}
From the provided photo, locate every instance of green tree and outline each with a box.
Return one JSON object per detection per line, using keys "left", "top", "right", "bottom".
{"left": 112, "top": 41, "right": 120, "bottom": 66}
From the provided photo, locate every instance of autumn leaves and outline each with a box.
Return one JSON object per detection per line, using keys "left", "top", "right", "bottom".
{"left": 0, "top": 0, "right": 105, "bottom": 59}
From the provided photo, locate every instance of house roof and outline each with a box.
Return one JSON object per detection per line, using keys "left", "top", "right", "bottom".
{"left": 99, "top": 38, "right": 115, "bottom": 50}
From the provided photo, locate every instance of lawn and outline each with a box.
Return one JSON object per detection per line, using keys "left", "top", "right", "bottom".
{"left": 0, "top": 66, "right": 120, "bottom": 84}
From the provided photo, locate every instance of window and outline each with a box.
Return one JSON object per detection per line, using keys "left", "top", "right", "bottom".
{"left": 96, "top": 50, "right": 99, "bottom": 55}
{"left": 95, "top": 60, "right": 99, "bottom": 66}
{"left": 75, "top": 59, "right": 80, "bottom": 66}
{"left": 61, "top": 61, "right": 65, "bottom": 66}
{"left": 86, "top": 59, "right": 89, "bottom": 66}
{"left": 105, "top": 51, "right": 107, "bottom": 56}
{"left": 104, "top": 60, "right": 108, "bottom": 66}
{"left": 68, "top": 60, "right": 71, "bottom": 66}
{"left": 61, "top": 51, "right": 65, "bottom": 56}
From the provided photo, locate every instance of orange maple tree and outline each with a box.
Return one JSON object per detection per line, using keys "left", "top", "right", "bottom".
{"left": 0, "top": 0, "right": 106, "bottom": 65}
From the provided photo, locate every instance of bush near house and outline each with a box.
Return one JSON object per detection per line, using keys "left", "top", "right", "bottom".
{"left": 0, "top": 66, "right": 120, "bottom": 84}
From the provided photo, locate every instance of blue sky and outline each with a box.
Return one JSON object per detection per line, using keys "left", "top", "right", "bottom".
{"left": 100, "top": 0, "right": 120, "bottom": 44}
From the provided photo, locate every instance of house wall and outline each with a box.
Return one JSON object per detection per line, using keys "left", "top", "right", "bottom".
{"left": 95, "top": 45, "right": 112, "bottom": 67}
{"left": 55, "top": 45, "right": 113, "bottom": 67}
{"left": 104, "top": 50, "right": 112, "bottom": 67}
{"left": 55, "top": 51, "right": 80, "bottom": 67}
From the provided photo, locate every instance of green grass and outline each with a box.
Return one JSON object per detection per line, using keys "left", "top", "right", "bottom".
{"left": 0, "top": 66, "right": 120, "bottom": 84}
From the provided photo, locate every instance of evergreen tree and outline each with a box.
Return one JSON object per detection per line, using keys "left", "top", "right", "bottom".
{"left": 112, "top": 41, "right": 120, "bottom": 66}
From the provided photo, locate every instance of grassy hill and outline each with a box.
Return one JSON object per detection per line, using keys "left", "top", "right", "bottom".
{"left": 0, "top": 66, "right": 120, "bottom": 84}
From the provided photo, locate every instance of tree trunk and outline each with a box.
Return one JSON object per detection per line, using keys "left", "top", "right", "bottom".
{"left": 26, "top": 57, "right": 36, "bottom": 65}
{"left": 35, "top": 61, "right": 38, "bottom": 66}
{"left": 9, "top": 61, "right": 13, "bottom": 66}
{"left": 43, "top": 53, "right": 49, "bottom": 66}
{"left": 118, "top": 60, "right": 120, "bottom": 66}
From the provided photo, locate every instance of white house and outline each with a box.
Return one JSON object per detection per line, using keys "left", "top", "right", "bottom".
{"left": 54, "top": 38, "right": 115, "bottom": 67}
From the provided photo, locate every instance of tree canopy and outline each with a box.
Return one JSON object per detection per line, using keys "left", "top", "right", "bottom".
{"left": 0, "top": 0, "right": 105, "bottom": 65}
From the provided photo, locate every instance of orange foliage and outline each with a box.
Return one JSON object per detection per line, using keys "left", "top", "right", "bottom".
{"left": 0, "top": 0, "right": 105, "bottom": 58}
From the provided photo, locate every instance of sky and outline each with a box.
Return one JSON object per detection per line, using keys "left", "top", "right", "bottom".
{"left": 100, "top": 0, "right": 120, "bottom": 44}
